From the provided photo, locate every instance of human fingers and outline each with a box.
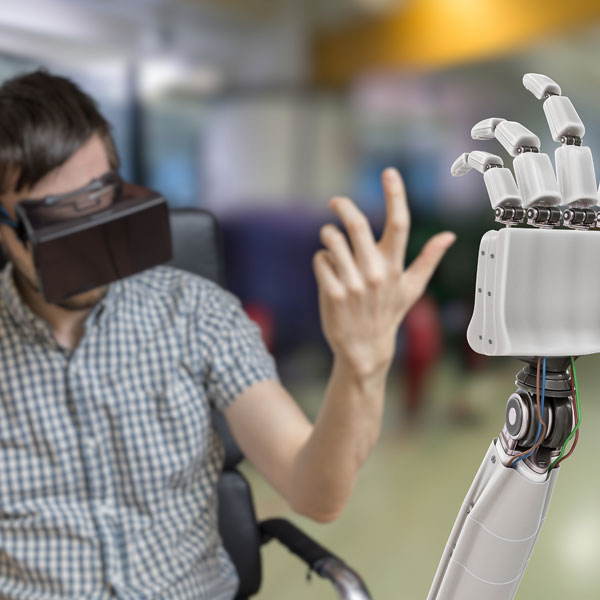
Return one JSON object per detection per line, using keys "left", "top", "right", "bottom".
{"left": 404, "top": 232, "right": 456, "bottom": 305}
{"left": 379, "top": 167, "right": 410, "bottom": 269}
{"left": 319, "top": 222, "right": 364, "bottom": 291}
{"left": 328, "top": 195, "right": 380, "bottom": 276}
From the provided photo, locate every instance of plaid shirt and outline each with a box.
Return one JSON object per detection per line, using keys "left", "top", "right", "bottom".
{"left": 0, "top": 263, "right": 279, "bottom": 599}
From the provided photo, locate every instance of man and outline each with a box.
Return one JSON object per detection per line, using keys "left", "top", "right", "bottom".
{"left": 0, "top": 70, "right": 455, "bottom": 599}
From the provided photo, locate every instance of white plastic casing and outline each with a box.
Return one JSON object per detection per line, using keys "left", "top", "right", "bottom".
{"left": 555, "top": 145, "right": 598, "bottom": 207}
{"left": 450, "top": 153, "right": 472, "bottom": 177}
{"left": 543, "top": 95, "right": 585, "bottom": 142}
{"left": 468, "top": 228, "right": 600, "bottom": 356}
{"left": 494, "top": 121, "right": 540, "bottom": 157}
{"left": 428, "top": 441, "right": 558, "bottom": 600}
{"left": 513, "top": 152, "right": 560, "bottom": 207}
{"left": 471, "top": 118, "right": 506, "bottom": 140}
{"left": 450, "top": 153, "right": 471, "bottom": 176}
{"left": 522, "top": 73, "right": 561, "bottom": 99}
{"left": 483, "top": 168, "right": 521, "bottom": 209}
{"left": 466, "top": 151, "right": 502, "bottom": 173}
{"left": 451, "top": 151, "right": 503, "bottom": 176}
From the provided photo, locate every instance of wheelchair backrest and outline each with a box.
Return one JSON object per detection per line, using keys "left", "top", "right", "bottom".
{"left": 169, "top": 208, "right": 263, "bottom": 598}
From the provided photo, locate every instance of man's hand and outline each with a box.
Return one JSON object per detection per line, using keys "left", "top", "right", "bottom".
{"left": 227, "top": 167, "right": 456, "bottom": 522}
{"left": 313, "top": 167, "right": 456, "bottom": 379}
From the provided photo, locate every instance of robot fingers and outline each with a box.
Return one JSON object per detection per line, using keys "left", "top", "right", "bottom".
{"left": 464, "top": 74, "right": 599, "bottom": 227}
{"left": 523, "top": 73, "right": 584, "bottom": 142}
{"left": 523, "top": 73, "right": 599, "bottom": 213}
{"left": 452, "top": 151, "right": 522, "bottom": 216}
{"left": 471, "top": 114, "right": 560, "bottom": 221}
{"left": 523, "top": 72, "right": 561, "bottom": 99}
{"left": 451, "top": 150, "right": 503, "bottom": 176}
{"left": 472, "top": 117, "right": 540, "bottom": 157}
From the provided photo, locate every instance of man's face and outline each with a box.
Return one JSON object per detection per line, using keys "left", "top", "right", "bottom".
{"left": 0, "top": 134, "right": 112, "bottom": 310}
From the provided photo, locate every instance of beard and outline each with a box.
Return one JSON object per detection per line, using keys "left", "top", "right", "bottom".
{"left": 55, "top": 286, "right": 108, "bottom": 311}
{"left": 1, "top": 233, "right": 108, "bottom": 311}
{"left": 7, "top": 250, "right": 108, "bottom": 312}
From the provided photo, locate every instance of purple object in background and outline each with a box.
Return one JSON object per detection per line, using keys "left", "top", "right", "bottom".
{"left": 220, "top": 207, "right": 326, "bottom": 356}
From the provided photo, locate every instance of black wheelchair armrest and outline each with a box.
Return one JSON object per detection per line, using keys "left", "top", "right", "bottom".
{"left": 259, "top": 518, "right": 372, "bottom": 600}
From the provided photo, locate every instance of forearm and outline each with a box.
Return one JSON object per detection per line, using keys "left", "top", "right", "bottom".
{"left": 250, "top": 168, "right": 453, "bottom": 522}
{"left": 289, "top": 357, "right": 389, "bottom": 522}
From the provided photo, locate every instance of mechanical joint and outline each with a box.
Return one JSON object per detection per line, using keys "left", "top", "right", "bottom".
{"left": 560, "top": 135, "right": 582, "bottom": 146}
{"left": 526, "top": 205, "right": 562, "bottom": 228}
{"left": 516, "top": 146, "right": 540, "bottom": 154}
{"left": 563, "top": 207, "right": 597, "bottom": 229}
{"left": 494, "top": 205, "right": 524, "bottom": 225}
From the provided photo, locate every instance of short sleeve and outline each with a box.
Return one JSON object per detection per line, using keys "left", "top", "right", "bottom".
{"left": 200, "top": 284, "right": 280, "bottom": 413}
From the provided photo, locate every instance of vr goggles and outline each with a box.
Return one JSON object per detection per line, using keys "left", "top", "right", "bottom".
{"left": 0, "top": 171, "right": 172, "bottom": 303}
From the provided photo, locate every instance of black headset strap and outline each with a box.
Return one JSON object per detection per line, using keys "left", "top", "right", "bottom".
{"left": 0, "top": 207, "right": 27, "bottom": 242}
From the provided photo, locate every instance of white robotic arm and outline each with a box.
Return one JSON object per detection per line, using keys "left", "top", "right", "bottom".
{"left": 428, "top": 440, "right": 559, "bottom": 599}
{"left": 427, "top": 358, "right": 569, "bottom": 600}
{"left": 427, "top": 73, "right": 596, "bottom": 600}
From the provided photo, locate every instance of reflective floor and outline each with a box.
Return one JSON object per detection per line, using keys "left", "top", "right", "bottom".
{"left": 243, "top": 352, "right": 600, "bottom": 599}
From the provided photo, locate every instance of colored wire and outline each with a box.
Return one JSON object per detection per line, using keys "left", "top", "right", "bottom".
{"left": 553, "top": 372, "right": 580, "bottom": 467}
{"left": 549, "top": 356, "right": 581, "bottom": 471}
{"left": 510, "top": 356, "right": 546, "bottom": 466}
{"left": 509, "top": 357, "right": 547, "bottom": 468}
{"left": 549, "top": 357, "right": 580, "bottom": 470}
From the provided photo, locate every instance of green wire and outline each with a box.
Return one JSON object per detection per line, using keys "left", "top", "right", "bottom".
{"left": 549, "top": 356, "right": 581, "bottom": 471}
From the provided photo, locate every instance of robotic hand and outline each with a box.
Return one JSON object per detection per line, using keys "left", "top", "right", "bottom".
{"left": 427, "top": 74, "right": 598, "bottom": 600}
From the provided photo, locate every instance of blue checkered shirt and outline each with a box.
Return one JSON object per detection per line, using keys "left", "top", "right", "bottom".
{"left": 0, "top": 263, "right": 279, "bottom": 599}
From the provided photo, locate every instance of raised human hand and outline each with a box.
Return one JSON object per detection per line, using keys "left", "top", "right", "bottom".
{"left": 312, "top": 167, "right": 456, "bottom": 379}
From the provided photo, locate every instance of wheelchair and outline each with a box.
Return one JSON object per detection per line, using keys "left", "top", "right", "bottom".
{"left": 169, "top": 208, "right": 372, "bottom": 599}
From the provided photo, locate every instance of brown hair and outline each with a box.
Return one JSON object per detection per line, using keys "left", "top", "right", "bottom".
{"left": 0, "top": 69, "right": 120, "bottom": 195}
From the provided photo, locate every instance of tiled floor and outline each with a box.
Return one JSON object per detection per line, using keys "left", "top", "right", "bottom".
{"left": 242, "top": 352, "right": 600, "bottom": 599}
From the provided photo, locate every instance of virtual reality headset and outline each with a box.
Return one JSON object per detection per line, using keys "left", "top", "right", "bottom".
{"left": 1, "top": 171, "right": 172, "bottom": 303}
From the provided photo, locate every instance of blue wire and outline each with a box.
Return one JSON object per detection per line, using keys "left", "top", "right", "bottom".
{"left": 512, "top": 357, "right": 546, "bottom": 468}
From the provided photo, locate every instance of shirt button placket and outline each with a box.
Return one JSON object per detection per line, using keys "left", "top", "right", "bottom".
{"left": 70, "top": 360, "right": 102, "bottom": 498}
{"left": 96, "top": 502, "right": 122, "bottom": 594}
{"left": 70, "top": 357, "right": 122, "bottom": 593}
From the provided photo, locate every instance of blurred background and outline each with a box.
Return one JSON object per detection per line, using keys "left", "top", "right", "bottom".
{"left": 2, "top": 0, "right": 600, "bottom": 597}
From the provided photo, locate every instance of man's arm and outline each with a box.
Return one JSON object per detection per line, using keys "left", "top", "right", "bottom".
{"left": 225, "top": 167, "right": 456, "bottom": 522}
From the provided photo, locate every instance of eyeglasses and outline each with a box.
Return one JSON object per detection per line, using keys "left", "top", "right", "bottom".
{"left": 42, "top": 170, "right": 121, "bottom": 205}
{"left": 21, "top": 171, "right": 122, "bottom": 224}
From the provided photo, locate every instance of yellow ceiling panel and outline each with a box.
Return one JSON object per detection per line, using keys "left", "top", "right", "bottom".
{"left": 314, "top": 0, "right": 600, "bottom": 85}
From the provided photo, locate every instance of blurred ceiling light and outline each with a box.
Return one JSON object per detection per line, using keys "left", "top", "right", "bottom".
{"left": 139, "top": 58, "right": 224, "bottom": 98}
{"left": 0, "top": 0, "right": 134, "bottom": 45}
{"left": 314, "top": 0, "right": 600, "bottom": 84}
